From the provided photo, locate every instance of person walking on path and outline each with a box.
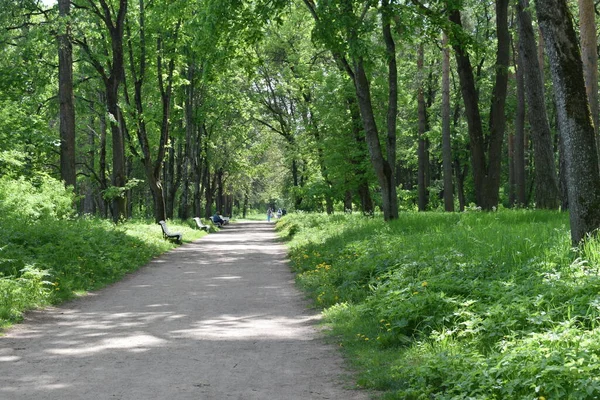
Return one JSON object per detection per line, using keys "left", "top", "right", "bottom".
{"left": 0, "top": 221, "right": 368, "bottom": 400}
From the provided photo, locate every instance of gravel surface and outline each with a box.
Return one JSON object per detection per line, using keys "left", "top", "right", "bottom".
{"left": 1, "top": 221, "right": 369, "bottom": 400}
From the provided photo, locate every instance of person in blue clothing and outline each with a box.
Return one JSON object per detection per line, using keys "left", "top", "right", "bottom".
{"left": 267, "top": 207, "right": 273, "bottom": 222}
{"left": 212, "top": 212, "right": 225, "bottom": 227}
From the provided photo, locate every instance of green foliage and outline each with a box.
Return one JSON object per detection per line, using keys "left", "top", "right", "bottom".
{"left": 281, "top": 211, "right": 600, "bottom": 399}
{"left": 0, "top": 175, "right": 206, "bottom": 328}
{"left": 0, "top": 266, "right": 52, "bottom": 324}
{"left": 0, "top": 175, "right": 76, "bottom": 222}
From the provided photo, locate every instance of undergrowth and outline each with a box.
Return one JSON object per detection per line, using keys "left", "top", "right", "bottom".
{"left": 279, "top": 211, "right": 600, "bottom": 399}
{"left": 0, "top": 175, "right": 206, "bottom": 329}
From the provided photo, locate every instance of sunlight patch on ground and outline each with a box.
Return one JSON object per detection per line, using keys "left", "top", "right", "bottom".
{"left": 170, "top": 314, "right": 320, "bottom": 341}
{"left": 46, "top": 333, "right": 166, "bottom": 355}
{"left": 212, "top": 276, "right": 242, "bottom": 280}
{"left": 1, "top": 375, "right": 70, "bottom": 393}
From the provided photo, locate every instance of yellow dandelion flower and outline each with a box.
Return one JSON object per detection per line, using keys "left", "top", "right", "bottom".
{"left": 421, "top": 281, "right": 428, "bottom": 287}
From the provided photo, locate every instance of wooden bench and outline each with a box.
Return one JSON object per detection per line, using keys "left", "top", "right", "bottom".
{"left": 159, "top": 220, "right": 182, "bottom": 243}
{"left": 193, "top": 217, "right": 209, "bottom": 231}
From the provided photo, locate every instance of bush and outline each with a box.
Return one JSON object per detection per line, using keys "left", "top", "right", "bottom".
{"left": 280, "top": 211, "right": 600, "bottom": 398}
{"left": 0, "top": 266, "right": 51, "bottom": 323}
{"left": 0, "top": 175, "right": 75, "bottom": 222}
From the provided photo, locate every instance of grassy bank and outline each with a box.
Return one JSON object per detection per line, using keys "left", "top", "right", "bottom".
{"left": 0, "top": 215, "right": 206, "bottom": 329}
{"left": 279, "top": 211, "right": 600, "bottom": 399}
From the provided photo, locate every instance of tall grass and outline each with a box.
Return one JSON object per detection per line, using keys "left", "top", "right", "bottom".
{"left": 280, "top": 211, "right": 600, "bottom": 399}
{"left": 0, "top": 175, "right": 206, "bottom": 328}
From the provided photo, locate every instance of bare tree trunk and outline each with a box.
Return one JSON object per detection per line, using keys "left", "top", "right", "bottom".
{"left": 508, "top": 131, "right": 516, "bottom": 206}
{"left": 517, "top": 0, "right": 560, "bottom": 209}
{"left": 347, "top": 97, "right": 373, "bottom": 215}
{"left": 216, "top": 168, "right": 224, "bottom": 214}
{"left": 447, "top": 0, "right": 509, "bottom": 210}
{"left": 381, "top": 0, "right": 399, "bottom": 218}
{"left": 482, "top": 0, "right": 510, "bottom": 209}
{"left": 98, "top": 92, "right": 109, "bottom": 218}
{"left": 454, "top": 158, "right": 467, "bottom": 212}
{"left": 417, "top": 42, "right": 429, "bottom": 211}
{"left": 58, "top": 0, "right": 76, "bottom": 189}
{"left": 536, "top": 0, "right": 600, "bottom": 244}
{"left": 441, "top": 32, "right": 454, "bottom": 212}
{"left": 514, "top": 45, "right": 527, "bottom": 206}
{"left": 84, "top": 115, "right": 96, "bottom": 214}
{"left": 179, "top": 64, "right": 195, "bottom": 220}
{"left": 203, "top": 167, "right": 213, "bottom": 219}
{"left": 578, "top": 0, "right": 599, "bottom": 163}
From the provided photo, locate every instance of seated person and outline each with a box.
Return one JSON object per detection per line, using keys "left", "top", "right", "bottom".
{"left": 212, "top": 212, "right": 225, "bottom": 227}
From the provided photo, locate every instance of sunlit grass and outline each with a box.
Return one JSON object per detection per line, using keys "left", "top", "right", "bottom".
{"left": 0, "top": 217, "right": 206, "bottom": 329}
{"left": 280, "top": 210, "right": 600, "bottom": 399}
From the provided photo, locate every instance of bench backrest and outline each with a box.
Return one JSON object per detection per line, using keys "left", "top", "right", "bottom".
{"left": 159, "top": 220, "right": 171, "bottom": 235}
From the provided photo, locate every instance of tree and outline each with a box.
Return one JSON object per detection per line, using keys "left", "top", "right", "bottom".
{"left": 449, "top": 0, "right": 509, "bottom": 210}
{"left": 578, "top": 0, "right": 599, "bottom": 161}
{"left": 441, "top": 32, "right": 453, "bottom": 212}
{"left": 303, "top": 0, "right": 399, "bottom": 220}
{"left": 417, "top": 42, "right": 430, "bottom": 211}
{"left": 123, "top": 0, "right": 184, "bottom": 222}
{"left": 535, "top": 0, "right": 600, "bottom": 244}
{"left": 75, "top": 0, "right": 129, "bottom": 222}
{"left": 516, "top": 0, "right": 559, "bottom": 209}
{"left": 58, "top": 0, "right": 76, "bottom": 189}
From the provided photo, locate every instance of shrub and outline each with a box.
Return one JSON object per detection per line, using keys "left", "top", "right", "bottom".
{"left": 0, "top": 266, "right": 51, "bottom": 323}
{"left": 280, "top": 211, "right": 600, "bottom": 398}
{"left": 0, "top": 175, "right": 75, "bottom": 223}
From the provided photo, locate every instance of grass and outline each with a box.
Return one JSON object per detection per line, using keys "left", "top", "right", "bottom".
{"left": 0, "top": 216, "right": 207, "bottom": 329}
{"left": 278, "top": 210, "right": 600, "bottom": 399}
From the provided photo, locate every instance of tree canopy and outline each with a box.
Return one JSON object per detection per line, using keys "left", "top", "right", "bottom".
{"left": 1, "top": 0, "right": 599, "bottom": 241}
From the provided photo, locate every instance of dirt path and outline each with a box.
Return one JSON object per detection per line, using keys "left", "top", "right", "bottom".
{"left": 1, "top": 221, "right": 369, "bottom": 400}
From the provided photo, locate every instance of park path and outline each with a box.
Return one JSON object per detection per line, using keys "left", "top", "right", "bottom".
{"left": 0, "top": 221, "right": 368, "bottom": 400}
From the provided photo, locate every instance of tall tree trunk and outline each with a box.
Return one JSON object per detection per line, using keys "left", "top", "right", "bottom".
{"left": 303, "top": 0, "right": 397, "bottom": 220}
{"left": 216, "top": 168, "right": 224, "bottom": 213}
{"left": 165, "top": 144, "right": 175, "bottom": 219}
{"left": 125, "top": 0, "right": 167, "bottom": 222}
{"left": 180, "top": 64, "right": 195, "bottom": 220}
{"left": 517, "top": 0, "right": 560, "bottom": 209}
{"left": 482, "top": 0, "right": 510, "bottom": 209}
{"left": 58, "top": 0, "right": 76, "bottom": 189}
{"left": 508, "top": 130, "right": 516, "bottom": 206}
{"left": 447, "top": 0, "right": 509, "bottom": 210}
{"left": 347, "top": 97, "right": 373, "bottom": 215}
{"left": 454, "top": 158, "right": 467, "bottom": 212}
{"left": 514, "top": 44, "right": 527, "bottom": 206}
{"left": 157, "top": 31, "right": 180, "bottom": 219}
{"left": 84, "top": 114, "right": 96, "bottom": 214}
{"left": 98, "top": 92, "right": 109, "bottom": 218}
{"left": 203, "top": 167, "right": 212, "bottom": 219}
{"left": 77, "top": 0, "right": 129, "bottom": 222}
{"left": 536, "top": 0, "right": 600, "bottom": 244}
{"left": 354, "top": 61, "right": 397, "bottom": 219}
{"left": 441, "top": 32, "right": 454, "bottom": 212}
{"left": 381, "top": 0, "right": 399, "bottom": 218}
{"left": 417, "top": 42, "right": 429, "bottom": 211}
{"left": 578, "top": 0, "right": 599, "bottom": 163}
{"left": 242, "top": 192, "right": 249, "bottom": 218}
{"left": 448, "top": 8, "right": 487, "bottom": 208}
{"left": 108, "top": 0, "right": 127, "bottom": 222}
